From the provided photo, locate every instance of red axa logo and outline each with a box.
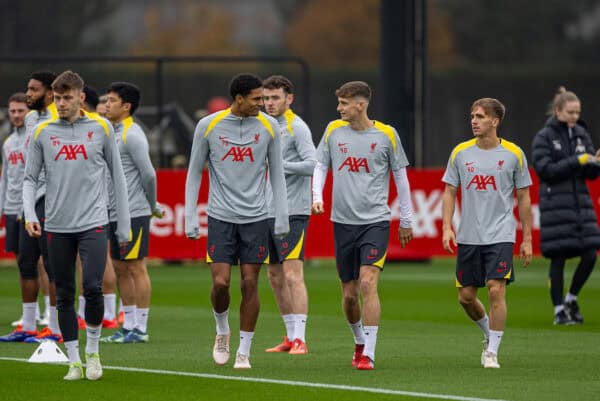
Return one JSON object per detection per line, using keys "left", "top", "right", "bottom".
{"left": 8, "top": 151, "right": 25, "bottom": 165}
{"left": 54, "top": 144, "right": 88, "bottom": 161}
{"left": 338, "top": 157, "right": 370, "bottom": 173}
{"left": 221, "top": 146, "right": 254, "bottom": 162}
{"left": 466, "top": 175, "right": 497, "bottom": 191}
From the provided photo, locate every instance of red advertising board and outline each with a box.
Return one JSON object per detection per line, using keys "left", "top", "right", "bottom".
{"left": 1, "top": 169, "right": 599, "bottom": 260}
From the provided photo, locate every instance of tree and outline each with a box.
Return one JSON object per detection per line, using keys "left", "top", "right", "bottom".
{"left": 437, "top": 0, "right": 600, "bottom": 64}
{"left": 0, "top": 0, "right": 120, "bottom": 55}
{"left": 130, "top": 4, "right": 243, "bottom": 56}
{"left": 285, "top": 0, "right": 380, "bottom": 68}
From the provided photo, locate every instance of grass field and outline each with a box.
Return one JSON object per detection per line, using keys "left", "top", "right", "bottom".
{"left": 0, "top": 257, "right": 598, "bottom": 401}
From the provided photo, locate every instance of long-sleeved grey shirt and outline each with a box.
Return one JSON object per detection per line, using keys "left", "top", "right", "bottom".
{"left": 0, "top": 126, "right": 27, "bottom": 216}
{"left": 22, "top": 110, "right": 131, "bottom": 242}
{"left": 185, "top": 108, "right": 289, "bottom": 237}
{"left": 24, "top": 104, "right": 58, "bottom": 203}
{"left": 266, "top": 109, "right": 316, "bottom": 217}
{"left": 108, "top": 116, "right": 157, "bottom": 221}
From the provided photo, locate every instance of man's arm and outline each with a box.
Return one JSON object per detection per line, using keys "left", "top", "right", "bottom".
{"left": 516, "top": 187, "right": 533, "bottom": 267}
{"left": 441, "top": 184, "right": 458, "bottom": 253}
{"left": 22, "top": 134, "right": 43, "bottom": 237}
{"left": 311, "top": 162, "right": 328, "bottom": 214}
{"left": 126, "top": 130, "right": 160, "bottom": 216}
{"left": 284, "top": 124, "right": 316, "bottom": 176}
{"left": 392, "top": 167, "right": 413, "bottom": 248}
{"left": 104, "top": 128, "right": 131, "bottom": 244}
{"left": 267, "top": 129, "right": 289, "bottom": 237}
{"left": 184, "top": 120, "right": 209, "bottom": 239}
{"left": 0, "top": 143, "right": 9, "bottom": 219}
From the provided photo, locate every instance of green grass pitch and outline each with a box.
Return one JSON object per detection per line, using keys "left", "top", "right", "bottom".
{"left": 0, "top": 257, "right": 598, "bottom": 401}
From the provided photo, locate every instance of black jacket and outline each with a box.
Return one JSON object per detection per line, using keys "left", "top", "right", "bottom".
{"left": 531, "top": 117, "right": 600, "bottom": 258}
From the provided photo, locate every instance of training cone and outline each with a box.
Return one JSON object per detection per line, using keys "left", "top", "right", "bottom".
{"left": 28, "top": 341, "right": 68, "bottom": 363}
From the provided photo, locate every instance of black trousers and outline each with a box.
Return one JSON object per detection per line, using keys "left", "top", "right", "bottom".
{"left": 48, "top": 226, "right": 108, "bottom": 342}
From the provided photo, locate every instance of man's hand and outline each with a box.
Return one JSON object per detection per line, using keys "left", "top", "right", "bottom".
{"left": 311, "top": 202, "right": 324, "bottom": 215}
{"left": 152, "top": 202, "right": 165, "bottom": 218}
{"left": 520, "top": 239, "right": 533, "bottom": 267}
{"left": 442, "top": 228, "right": 457, "bottom": 254}
{"left": 26, "top": 222, "right": 42, "bottom": 238}
{"left": 186, "top": 227, "right": 201, "bottom": 240}
{"left": 398, "top": 227, "right": 413, "bottom": 248}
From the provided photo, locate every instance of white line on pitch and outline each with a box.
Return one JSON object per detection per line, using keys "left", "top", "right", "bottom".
{"left": 0, "top": 357, "right": 509, "bottom": 401}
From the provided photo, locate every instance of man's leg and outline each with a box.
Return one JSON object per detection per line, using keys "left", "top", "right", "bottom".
{"left": 113, "top": 259, "right": 136, "bottom": 331}
{"left": 358, "top": 265, "right": 380, "bottom": 365}
{"left": 102, "top": 247, "right": 118, "bottom": 328}
{"left": 78, "top": 227, "right": 108, "bottom": 381}
{"left": 48, "top": 231, "right": 81, "bottom": 379}
{"left": 37, "top": 260, "right": 49, "bottom": 324}
{"left": 128, "top": 258, "right": 151, "bottom": 338}
{"left": 341, "top": 279, "right": 365, "bottom": 361}
{"left": 0, "top": 219, "right": 41, "bottom": 341}
{"left": 265, "top": 262, "right": 294, "bottom": 351}
{"left": 486, "top": 279, "right": 506, "bottom": 355}
{"left": 285, "top": 259, "right": 309, "bottom": 352}
{"left": 211, "top": 262, "right": 232, "bottom": 364}
{"left": 236, "top": 263, "right": 261, "bottom": 365}
{"left": 38, "top": 210, "right": 61, "bottom": 340}
{"left": 76, "top": 255, "right": 86, "bottom": 327}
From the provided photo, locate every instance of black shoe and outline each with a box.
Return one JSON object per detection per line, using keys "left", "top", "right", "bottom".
{"left": 564, "top": 301, "right": 584, "bottom": 324}
{"left": 553, "top": 309, "right": 575, "bottom": 325}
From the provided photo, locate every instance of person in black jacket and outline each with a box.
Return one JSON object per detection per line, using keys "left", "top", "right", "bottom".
{"left": 531, "top": 87, "right": 600, "bottom": 325}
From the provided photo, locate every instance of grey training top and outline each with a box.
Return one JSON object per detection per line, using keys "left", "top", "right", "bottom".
{"left": 185, "top": 108, "right": 289, "bottom": 237}
{"left": 22, "top": 110, "right": 131, "bottom": 242}
{"left": 315, "top": 119, "right": 409, "bottom": 225}
{"left": 266, "top": 109, "right": 316, "bottom": 217}
{"left": 0, "top": 126, "right": 27, "bottom": 216}
{"left": 108, "top": 116, "right": 157, "bottom": 221}
{"left": 442, "top": 138, "right": 532, "bottom": 245}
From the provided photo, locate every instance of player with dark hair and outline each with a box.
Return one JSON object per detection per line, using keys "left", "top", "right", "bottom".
{"left": 185, "top": 73, "right": 288, "bottom": 369}
{"left": 262, "top": 75, "right": 315, "bottom": 355}
{"left": 101, "top": 81, "right": 163, "bottom": 344}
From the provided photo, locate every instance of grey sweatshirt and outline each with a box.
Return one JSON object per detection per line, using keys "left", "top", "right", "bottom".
{"left": 266, "top": 109, "right": 316, "bottom": 217}
{"left": 0, "top": 126, "right": 27, "bottom": 215}
{"left": 185, "top": 108, "right": 289, "bottom": 237}
{"left": 22, "top": 110, "right": 131, "bottom": 242}
{"left": 108, "top": 116, "right": 157, "bottom": 221}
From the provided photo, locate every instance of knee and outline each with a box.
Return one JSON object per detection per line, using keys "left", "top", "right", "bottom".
{"left": 487, "top": 283, "right": 504, "bottom": 301}
{"left": 56, "top": 287, "right": 75, "bottom": 309}
{"left": 359, "top": 274, "right": 377, "bottom": 296}
{"left": 343, "top": 290, "right": 359, "bottom": 306}
{"left": 458, "top": 292, "right": 475, "bottom": 307}
{"left": 268, "top": 267, "right": 283, "bottom": 286}
{"left": 240, "top": 276, "right": 258, "bottom": 295}
{"left": 17, "top": 255, "right": 38, "bottom": 280}
{"left": 82, "top": 278, "right": 103, "bottom": 298}
{"left": 212, "top": 275, "right": 230, "bottom": 293}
